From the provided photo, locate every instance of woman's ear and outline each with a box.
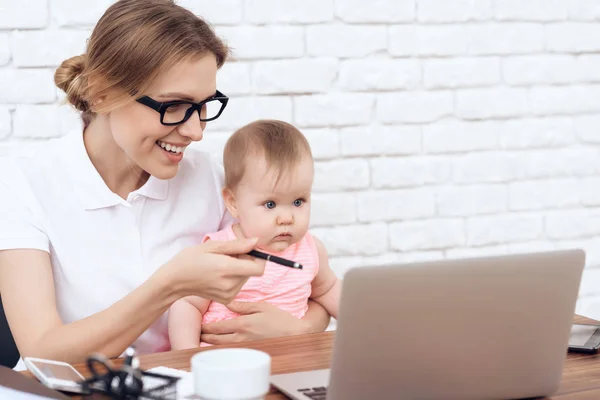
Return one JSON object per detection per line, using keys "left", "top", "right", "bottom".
{"left": 222, "top": 187, "right": 239, "bottom": 219}
{"left": 87, "top": 74, "right": 112, "bottom": 110}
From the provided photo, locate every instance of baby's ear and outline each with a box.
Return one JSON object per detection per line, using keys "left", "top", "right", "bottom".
{"left": 222, "top": 187, "right": 239, "bottom": 218}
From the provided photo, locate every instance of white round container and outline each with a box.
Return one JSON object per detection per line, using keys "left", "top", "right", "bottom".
{"left": 191, "top": 348, "right": 271, "bottom": 400}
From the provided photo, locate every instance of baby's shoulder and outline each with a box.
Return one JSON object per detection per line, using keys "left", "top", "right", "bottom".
{"left": 300, "top": 230, "right": 320, "bottom": 251}
{"left": 202, "top": 225, "right": 235, "bottom": 243}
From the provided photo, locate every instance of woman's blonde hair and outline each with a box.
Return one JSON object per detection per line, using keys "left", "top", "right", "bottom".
{"left": 54, "top": 0, "right": 229, "bottom": 127}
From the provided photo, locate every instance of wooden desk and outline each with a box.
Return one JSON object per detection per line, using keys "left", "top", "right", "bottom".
{"left": 25, "top": 315, "right": 600, "bottom": 399}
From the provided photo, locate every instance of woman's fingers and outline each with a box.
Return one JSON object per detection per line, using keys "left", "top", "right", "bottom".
{"left": 207, "top": 237, "right": 258, "bottom": 256}
{"left": 224, "top": 301, "right": 265, "bottom": 315}
{"left": 200, "top": 333, "right": 241, "bottom": 345}
{"left": 201, "top": 318, "right": 240, "bottom": 335}
{"left": 169, "top": 240, "right": 265, "bottom": 302}
{"left": 223, "top": 256, "right": 266, "bottom": 278}
{"left": 211, "top": 278, "right": 249, "bottom": 304}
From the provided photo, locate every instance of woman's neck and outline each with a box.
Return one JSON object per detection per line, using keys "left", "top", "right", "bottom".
{"left": 83, "top": 117, "right": 149, "bottom": 199}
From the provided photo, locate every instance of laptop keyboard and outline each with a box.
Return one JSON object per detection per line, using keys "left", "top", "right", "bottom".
{"left": 298, "top": 386, "right": 328, "bottom": 399}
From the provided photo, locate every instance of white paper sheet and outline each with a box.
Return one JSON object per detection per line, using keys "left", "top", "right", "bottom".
{"left": 145, "top": 366, "right": 194, "bottom": 400}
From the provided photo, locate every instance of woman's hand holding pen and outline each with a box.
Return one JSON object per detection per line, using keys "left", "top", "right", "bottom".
{"left": 158, "top": 237, "right": 265, "bottom": 304}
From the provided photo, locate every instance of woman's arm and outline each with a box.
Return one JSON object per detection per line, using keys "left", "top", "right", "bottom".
{"left": 0, "top": 238, "right": 264, "bottom": 364}
{"left": 0, "top": 249, "right": 177, "bottom": 363}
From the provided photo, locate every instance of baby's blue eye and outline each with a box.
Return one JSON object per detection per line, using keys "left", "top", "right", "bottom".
{"left": 293, "top": 199, "right": 303, "bottom": 207}
{"left": 264, "top": 201, "right": 276, "bottom": 209}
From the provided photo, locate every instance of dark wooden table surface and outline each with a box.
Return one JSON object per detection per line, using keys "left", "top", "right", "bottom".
{"left": 21, "top": 315, "right": 600, "bottom": 399}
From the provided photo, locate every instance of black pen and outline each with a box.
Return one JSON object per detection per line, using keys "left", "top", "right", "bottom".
{"left": 248, "top": 249, "right": 303, "bottom": 269}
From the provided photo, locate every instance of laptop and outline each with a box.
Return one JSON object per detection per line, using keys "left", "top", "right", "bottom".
{"left": 270, "top": 249, "right": 586, "bottom": 400}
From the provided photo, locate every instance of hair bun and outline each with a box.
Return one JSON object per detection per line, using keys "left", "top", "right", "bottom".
{"left": 54, "top": 54, "right": 89, "bottom": 112}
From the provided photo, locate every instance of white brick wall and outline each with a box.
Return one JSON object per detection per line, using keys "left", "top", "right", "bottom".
{"left": 2, "top": 0, "right": 600, "bottom": 317}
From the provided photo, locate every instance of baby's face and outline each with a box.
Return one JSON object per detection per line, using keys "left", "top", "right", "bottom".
{"left": 228, "top": 155, "right": 314, "bottom": 253}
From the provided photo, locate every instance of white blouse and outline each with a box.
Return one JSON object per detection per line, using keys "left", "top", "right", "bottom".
{"left": 0, "top": 130, "right": 231, "bottom": 360}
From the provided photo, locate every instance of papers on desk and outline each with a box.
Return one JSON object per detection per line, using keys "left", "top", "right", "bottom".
{"left": 0, "top": 385, "right": 55, "bottom": 399}
{"left": 175, "top": 374, "right": 197, "bottom": 400}
{"left": 145, "top": 366, "right": 192, "bottom": 400}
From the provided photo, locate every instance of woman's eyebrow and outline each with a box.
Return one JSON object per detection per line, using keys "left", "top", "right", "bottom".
{"left": 157, "top": 91, "right": 217, "bottom": 102}
{"left": 157, "top": 92, "right": 196, "bottom": 101}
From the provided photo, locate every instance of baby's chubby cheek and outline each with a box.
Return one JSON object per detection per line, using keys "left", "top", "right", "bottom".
{"left": 239, "top": 220, "right": 270, "bottom": 241}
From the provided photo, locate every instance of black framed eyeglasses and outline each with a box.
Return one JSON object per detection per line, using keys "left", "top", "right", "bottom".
{"left": 136, "top": 90, "right": 229, "bottom": 126}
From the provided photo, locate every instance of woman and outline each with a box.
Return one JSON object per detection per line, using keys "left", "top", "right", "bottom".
{"left": 0, "top": 0, "right": 330, "bottom": 365}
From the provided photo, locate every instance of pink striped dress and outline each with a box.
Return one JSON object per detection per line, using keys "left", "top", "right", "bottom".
{"left": 201, "top": 225, "right": 320, "bottom": 325}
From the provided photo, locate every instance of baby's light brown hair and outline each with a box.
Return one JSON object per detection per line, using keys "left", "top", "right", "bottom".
{"left": 223, "top": 120, "right": 313, "bottom": 190}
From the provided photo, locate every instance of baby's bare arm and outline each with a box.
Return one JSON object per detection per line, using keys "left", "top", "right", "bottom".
{"left": 168, "top": 296, "right": 211, "bottom": 350}
{"left": 310, "top": 237, "right": 342, "bottom": 320}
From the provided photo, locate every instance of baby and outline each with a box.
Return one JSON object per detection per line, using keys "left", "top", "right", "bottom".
{"left": 168, "top": 119, "right": 341, "bottom": 350}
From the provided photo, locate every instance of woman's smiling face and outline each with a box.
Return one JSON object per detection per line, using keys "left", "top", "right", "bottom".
{"left": 107, "top": 53, "right": 219, "bottom": 180}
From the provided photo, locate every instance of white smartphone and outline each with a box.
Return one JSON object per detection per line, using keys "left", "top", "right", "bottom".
{"left": 23, "top": 357, "right": 89, "bottom": 394}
